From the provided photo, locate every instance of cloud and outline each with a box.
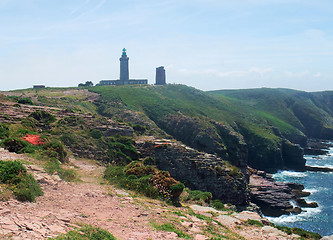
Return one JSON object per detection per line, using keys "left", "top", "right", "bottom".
{"left": 178, "top": 67, "right": 273, "bottom": 78}
{"left": 284, "top": 70, "right": 323, "bottom": 79}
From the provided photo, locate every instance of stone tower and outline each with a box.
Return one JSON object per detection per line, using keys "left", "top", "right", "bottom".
{"left": 155, "top": 66, "right": 166, "bottom": 85}
{"left": 119, "top": 48, "right": 129, "bottom": 84}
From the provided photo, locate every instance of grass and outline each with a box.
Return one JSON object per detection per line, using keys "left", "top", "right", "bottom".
{"left": 209, "top": 87, "right": 333, "bottom": 140}
{"left": 245, "top": 219, "right": 264, "bottom": 227}
{"left": 43, "top": 158, "right": 78, "bottom": 182}
{"left": 53, "top": 224, "right": 116, "bottom": 240}
{"left": 273, "top": 225, "right": 322, "bottom": 239}
{"left": 151, "top": 222, "right": 192, "bottom": 239}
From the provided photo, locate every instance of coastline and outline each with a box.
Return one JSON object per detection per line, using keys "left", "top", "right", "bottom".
{"left": 266, "top": 143, "right": 333, "bottom": 236}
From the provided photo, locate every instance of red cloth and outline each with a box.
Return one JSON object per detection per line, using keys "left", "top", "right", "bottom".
{"left": 21, "top": 134, "right": 45, "bottom": 145}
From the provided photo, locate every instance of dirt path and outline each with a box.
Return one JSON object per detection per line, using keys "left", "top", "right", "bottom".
{"left": 0, "top": 150, "right": 179, "bottom": 239}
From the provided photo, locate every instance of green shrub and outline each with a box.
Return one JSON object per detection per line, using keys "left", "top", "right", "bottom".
{"left": 105, "top": 136, "right": 139, "bottom": 164}
{"left": 104, "top": 164, "right": 158, "bottom": 199}
{"left": 42, "top": 140, "right": 67, "bottom": 162}
{"left": 29, "top": 110, "right": 56, "bottom": 125}
{"left": 210, "top": 199, "right": 228, "bottom": 211}
{"left": 0, "top": 160, "right": 43, "bottom": 202}
{"left": 246, "top": 219, "right": 264, "bottom": 227}
{"left": 275, "top": 225, "right": 292, "bottom": 235}
{"left": 0, "top": 124, "right": 9, "bottom": 139}
{"left": 0, "top": 160, "right": 26, "bottom": 184}
{"left": 13, "top": 174, "right": 43, "bottom": 202}
{"left": 60, "top": 133, "right": 76, "bottom": 145}
{"left": 291, "top": 227, "right": 321, "bottom": 239}
{"left": 1, "top": 137, "right": 38, "bottom": 153}
{"left": 57, "top": 116, "right": 85, "bottom": 127}
{"left": 18, "top": 97, "right": 34, "bottom": 105}
{"left": 186, "top": 189, "right": 212, "bottom": 203}
{"left": 133, "top": 124, "right": 146, "bottom": 132}
{"left": 53, "top": 224, "right": 116, "bottom": 240}
{"left": 21, "top": 117, "right": 38, "bottom": 129}
{"left": 90, "top": 129, "right": 103, "bottom": 139}
{"left": 274, "top": 225, "right": 322, "bottom": 239}
{"left": 104, "top": 163, "right": 183, "bottom": 204}
{"left": 170, "top": 183, "right": 185, "bottom": 196}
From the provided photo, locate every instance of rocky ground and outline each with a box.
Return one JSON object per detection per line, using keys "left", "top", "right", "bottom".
{"left": 0, "top": 148, "right": 310, "bottom": 240}
{"left": 249, "top": 170, "right": 319, "bottom": 217}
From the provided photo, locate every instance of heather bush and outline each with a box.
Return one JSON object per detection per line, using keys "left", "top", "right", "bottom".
{"left": 104, "top": 162, "right": 184, "bottom": 205}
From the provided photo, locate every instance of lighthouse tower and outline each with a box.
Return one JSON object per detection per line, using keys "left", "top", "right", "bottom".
{"left": 119, "top": 48, "right": 129, "bottom": 85}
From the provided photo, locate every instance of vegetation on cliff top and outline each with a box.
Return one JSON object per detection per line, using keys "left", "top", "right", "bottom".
{"left": 210, "top": 88, "right": 333, "bottom": 140}
{"left": 91, "top": 85, "right": 314, "bottom": 172}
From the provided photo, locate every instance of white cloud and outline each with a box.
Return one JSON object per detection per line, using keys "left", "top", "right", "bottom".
{"left": 178, "top": 67, "right": 273, "bottom": 78}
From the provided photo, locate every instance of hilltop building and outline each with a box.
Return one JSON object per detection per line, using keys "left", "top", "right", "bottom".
{"left": 33, "top": 85, "right": 46, "bottom": 89}
{"left": 155, "top": 66, "right": 166, "bottom": 85}
{"left": 99, "top": 49, "right": 148, "bottom": 86}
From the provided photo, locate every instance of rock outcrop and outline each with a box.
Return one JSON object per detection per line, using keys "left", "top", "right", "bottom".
{"left": 249, "top": 170, "right": 317, "bottom": 217}
{"left": 282, "top": 141, "right": 306, "bottom": 171}
{"left": 136, "top": 138, "right": 250, "bottom": 206}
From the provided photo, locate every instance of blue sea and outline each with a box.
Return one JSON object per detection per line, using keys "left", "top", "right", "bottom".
{"left": 266, "top": 145, "right": 333, "bottom": 236}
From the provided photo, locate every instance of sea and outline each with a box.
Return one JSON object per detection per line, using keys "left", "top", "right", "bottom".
{"left": 266, "top": 145, "right": 333, "bottom": 236}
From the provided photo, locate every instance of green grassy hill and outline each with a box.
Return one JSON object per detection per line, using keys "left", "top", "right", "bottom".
{"left": 209, "top": 88, "right": 333, "bottom": 140}
{"left": 90, "top": 85, "right": 318, "bottom": 172}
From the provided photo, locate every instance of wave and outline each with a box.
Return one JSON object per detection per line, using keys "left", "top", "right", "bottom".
{"left": 274, "top": 171, "right": 308, "bottom": 178}
{"left": 304, "top": 188, "right": 319, "bottom": 194}
{"left": 267, "top": 207, "right": 322, "bottom": 224}
{"left": 304, "top": 155, "right": 320, "bottom": 160}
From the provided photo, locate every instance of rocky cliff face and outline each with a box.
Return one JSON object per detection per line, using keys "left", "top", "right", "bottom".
{"left": 155, "top": 113, "right": 306, "bottom": 174}
{"left": 136, "top": 138, "right": 250, "bottom": 206}
{"left": 161, "top": 114, "right": 248, "bottom": 170}
{"left": 281, "top": 141, "right": 306, "bottom": 171}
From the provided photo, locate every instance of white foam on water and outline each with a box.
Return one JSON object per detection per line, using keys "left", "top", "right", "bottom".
{"left": 309, "top": 164, "right": 333, "bottom": 169}
{"left": 279, "top": 171, "right": 308, "bottom": 178}
{"left": 304, "top": 188, "right": 319, "bottom": 194}
{"left": 304, "top": 155, "right": 318, "bottom": 160}
{"left": 329, "top": 147, "right": 333, "bottom": 155}
{"left": 267, "top": 207, "right": 322, "bottom": 224}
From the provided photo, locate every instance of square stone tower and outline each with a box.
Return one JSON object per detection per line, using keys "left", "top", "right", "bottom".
{"left": 155, "top": 66, "right": 166, "bottom": 85}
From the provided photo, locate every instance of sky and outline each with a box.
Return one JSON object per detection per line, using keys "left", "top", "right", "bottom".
{"left": 0, "top": 0, "right": 333, "bottom": 92}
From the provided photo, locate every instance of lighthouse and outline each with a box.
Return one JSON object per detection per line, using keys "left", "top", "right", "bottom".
{"left": 119, "top": 48, "right": 129, "bottom": 85}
